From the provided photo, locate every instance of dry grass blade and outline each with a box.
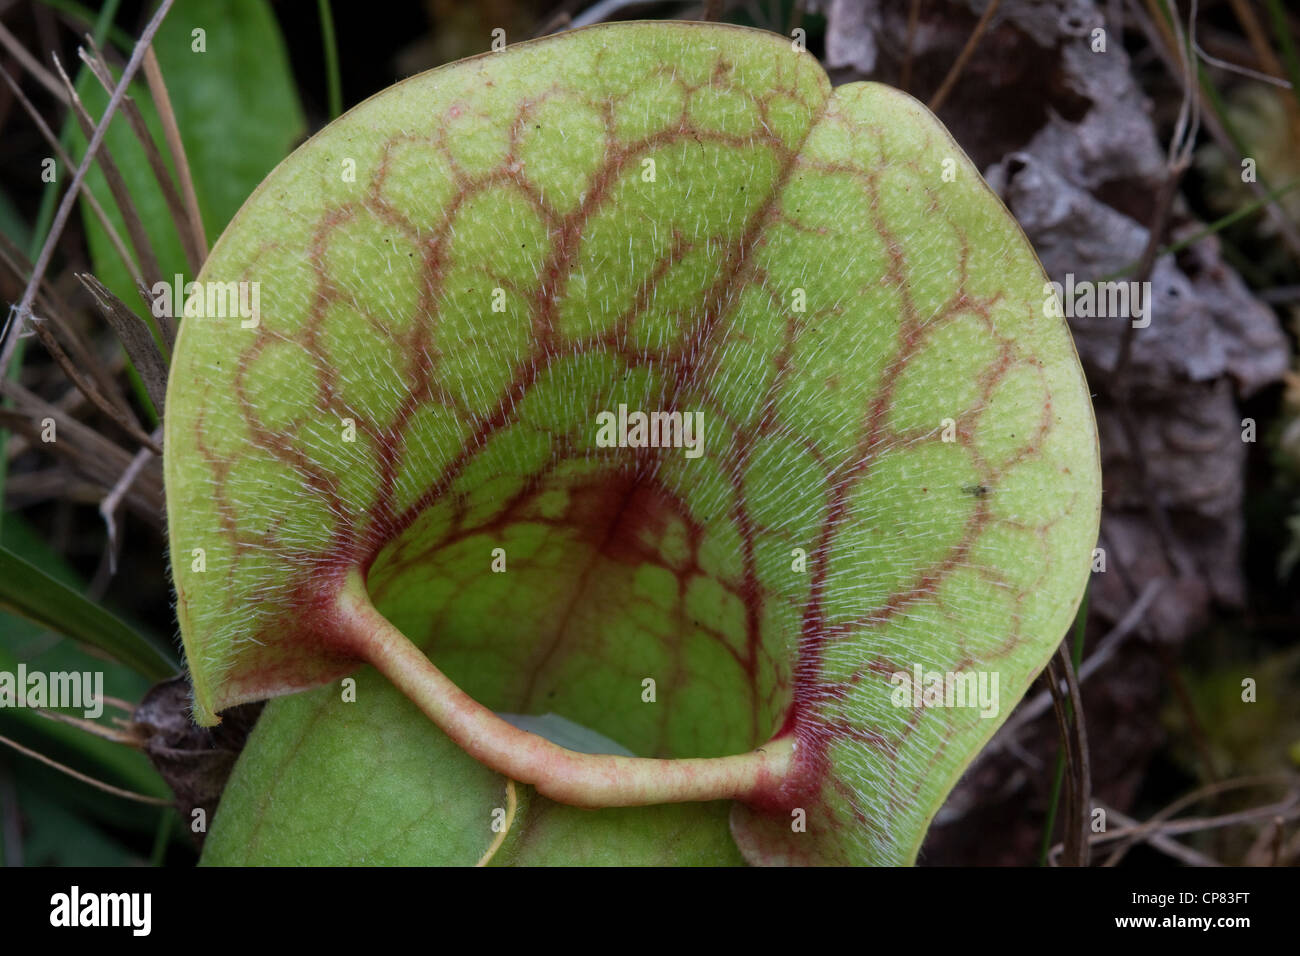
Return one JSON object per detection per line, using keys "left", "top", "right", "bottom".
{"left": 1097, "top": 797, "right": 1300, "bottom": 845}
{"left": 1163, "top": 0, "right": 1202, "bottom": 167}
{"left": 100, "top": 425, "right": 163, "bottom": 575}
{"left": 80, "top": 40, "right": 204, "bottom": 275}
{"left": 1242, "top": 812, "right": 1292, "bottom": 865}
{"left": 1129, "top": 0, "right": 1300, "bottom": 260}
{"left": 0, "top": 19, "right": 67, "bottom": 101}
{"left": 1, "top": 470, "right": 114, "bottom": 509}
{"left": 1101, "top": 772, "right": 1300, "bottom": 866}
{"left": 50, "top": 53, "right": 164, "bottom": 296}
{"left": 0, "top": 732, "right": 170, "bottom": 806}
{"left": 1, "top": 382, "right": 92, "bottom": 465}
{"left": 34, "top": 708, "right": 148, "bottom": 747}
{"left": 142, "top": 46, "right": 207, "bottom": 266}
{"left": 1045, "top": 652, "right": 1086, "bottom": 866}
{"left": 0, "top": 65, "right": 145, "bottom": 292}
{"left": 1085, "top": 802, "right": 1224, "bottom": 866}
{"left": 568, "top": 0, "right": 665, "bottom": 30}
{"left": 78, "top": 273, "right": 170, "bottom": 417}
{"left": 1224, "top": 0, "right": 1295, "bottom": 92}
{"left": 901, "top": 0, "right": 923, "bottom": 92}
{"left": 532, "top": 10, "right": 572, "bottom": 38}
{"left": 0, "top": 382, "right": 163, "bottom": 525}
{"left": 987, "top": 578, "right": 1166, "bottom": 761}
{"left": 100, "top": 694, "right": 137, "bottom": 714}
{"left": 0, "top": 0, "right": 178, "bottom": 383}
{"left": 26, "top": 314, "right": 160, "bottom": 454}
{"left": 1106, "top": 2, "right": 1204, "bottom": 578}
{"left": 928, "top": 0, "right": 1002, "bottom": 112}
{"left": 0, "top": 230, "right": 137, "bottom": 420}
{"left": 136, "top": 280, "right": 176, "bottom": 351}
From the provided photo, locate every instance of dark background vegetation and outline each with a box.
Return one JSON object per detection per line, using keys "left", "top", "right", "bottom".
{"left": 0, "top": 0, "right": 1297, "bottom": 866}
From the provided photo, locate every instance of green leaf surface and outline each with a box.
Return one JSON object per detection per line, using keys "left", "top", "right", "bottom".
{"left": 203, "top": 667, "right": 743, "bottom": 865}
{"left": 168, "top": 22, "right": 1100, "bottom": 865}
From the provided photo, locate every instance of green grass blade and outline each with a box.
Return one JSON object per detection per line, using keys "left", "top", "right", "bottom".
{"left": 1263, "top": 0, "right": 1300, "bottom": 113}
{"left": 317, "top": 0, "right": 342, "bottom": 120}
{"left": 0, "top": 545, "right": 176, "bottom": 680}
{"left": 1099, "top": 178, "right": 1300, "bottom": 281}
{"left": 1040, "top": 583, "right": 1089, "bottom": 865}
{"left": 36, "top": 0, "right": 135, "bottom": 51}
